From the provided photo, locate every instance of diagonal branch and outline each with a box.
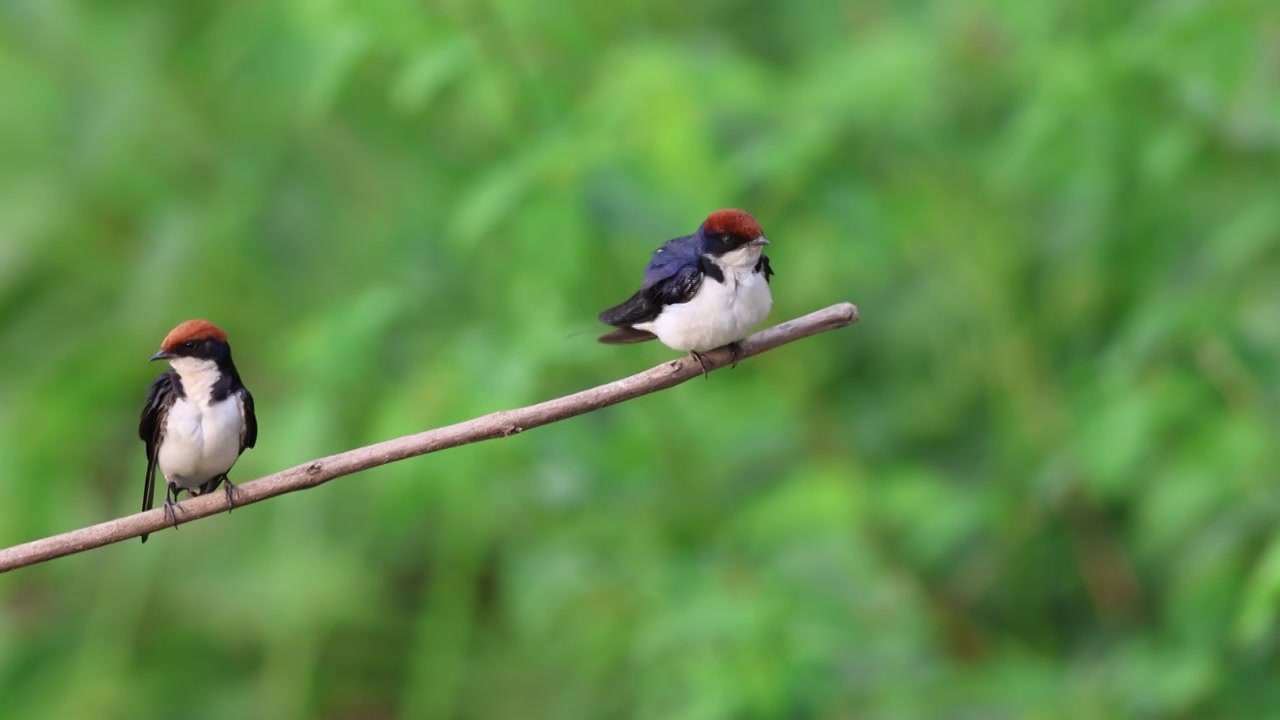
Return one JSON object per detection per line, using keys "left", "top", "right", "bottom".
{"left": 0, "top": 302, "right": 859, "bottom": 573}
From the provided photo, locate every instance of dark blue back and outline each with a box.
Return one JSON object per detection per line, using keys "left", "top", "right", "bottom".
{"left": 641, "top": 233, "right": 704, "bottom": 289}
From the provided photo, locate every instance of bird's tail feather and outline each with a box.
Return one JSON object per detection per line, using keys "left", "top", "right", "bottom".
{"left": 597, "top": 327, "right": 657, "bottom": 344}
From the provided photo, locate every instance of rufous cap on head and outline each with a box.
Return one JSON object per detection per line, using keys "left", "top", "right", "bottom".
{"left": 161, "top": 319, "right": 228, "bottom": 351}
{"left": 703, "top": 208, "right": 764, "bottom": 239}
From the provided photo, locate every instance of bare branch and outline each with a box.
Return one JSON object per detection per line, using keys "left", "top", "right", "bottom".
{"left": 0, "top": 302, "right": 859, "bottom": 573}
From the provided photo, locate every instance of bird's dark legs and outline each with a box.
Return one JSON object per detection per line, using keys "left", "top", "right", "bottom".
{"left": 689, "top": 351, "right": 712, "bottom": 379}
{"left": 155, "top": 476, "right": 236, "bottom": 537}
{"left": 219, "top": 475, "right": 238, "bottom": 513}
{"left": 162, "top": 485, "right": 183, "bottom": 530}
{"left": 688, "top": 343, "right": 744, "bottom": 377}
{"left": 726, "top": 341, "right": 744, "bottom": 369}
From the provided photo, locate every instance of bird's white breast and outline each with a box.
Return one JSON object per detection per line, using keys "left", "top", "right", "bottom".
{"left": 640, "top": 257, "right": 773, "bottom": 353}
{"left": 158, "top": 360, "right": 245, "bottom": 490}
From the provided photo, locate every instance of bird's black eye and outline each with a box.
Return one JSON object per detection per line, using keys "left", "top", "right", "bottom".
{"left": 183, "top": 340, "right": 197, "bottom": 351}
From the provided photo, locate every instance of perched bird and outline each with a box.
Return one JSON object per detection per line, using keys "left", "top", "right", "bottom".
{"left": 138, "top": 319, "right": 257, "bottom": 542}
{"left": 598, "top": 208, "right": 775, "bottom": 375}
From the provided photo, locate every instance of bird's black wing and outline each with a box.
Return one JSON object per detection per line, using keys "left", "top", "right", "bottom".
{"left": 598, "top": 232, "right": 722, "bottom": 343}
{"left": 238, "top": 385, "right": 257, "bottom": 451}
{"left": 138, "top": 371, "right": 177, "bottom": 543}
{"left": 597, "top": 259, "right": 712, "bottom": 330}
{"left": 654, "top": 257, "right": 720, "bottom": 302}
{"left": 597, "top": 287, "right": 658, "bottom": 337}
{"left": 599, "top": 233, "right": 703, "bottom": 328}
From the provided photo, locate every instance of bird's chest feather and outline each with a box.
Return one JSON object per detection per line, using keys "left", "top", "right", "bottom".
{"left": 158, "top": 370, "right": 244, "bottom": 485}
{"left": 652, "top": 263, "right": 773, "bottom": 351}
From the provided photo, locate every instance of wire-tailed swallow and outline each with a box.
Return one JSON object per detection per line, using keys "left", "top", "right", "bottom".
{"left": 598, "top": 208, "right": 775, "bottom": 374}
{"left": 138, "top": 319, "right": 257, "bottom": 542}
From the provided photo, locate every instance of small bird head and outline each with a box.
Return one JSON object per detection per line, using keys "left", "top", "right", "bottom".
{"left": 150, "top": 319, "right": 232, "bottom": 367}
{"left": 699, "top": 209, "right": 770, "bottom": 262}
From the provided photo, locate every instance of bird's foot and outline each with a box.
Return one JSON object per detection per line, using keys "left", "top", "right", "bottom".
{"left": 689, "top": 351, "right": 712, "bottom": 379}
{"left": 726, "top": 341, "right": 744, "bottom": 369}
{"left": 221, "top": 476, "right": 238, "bottom": 513}
{"left": 161, "top": 497, "right": 182, "bottom": 530}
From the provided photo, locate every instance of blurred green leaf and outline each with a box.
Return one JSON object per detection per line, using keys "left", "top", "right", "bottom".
{"left": 1, "top": 0, "right": 1278, "bottom": 717}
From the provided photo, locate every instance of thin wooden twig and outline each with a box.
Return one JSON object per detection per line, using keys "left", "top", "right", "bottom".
{"left": 0, "top": 302, "right": 859, "bottom": 573}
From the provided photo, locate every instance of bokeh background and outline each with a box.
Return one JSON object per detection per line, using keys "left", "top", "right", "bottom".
{"left": 2, "top": 0, "right": 1278, "bottom": 718}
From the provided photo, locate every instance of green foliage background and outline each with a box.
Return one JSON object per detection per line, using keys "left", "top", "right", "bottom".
{"left": 2, "top": 0, "right": 1278, "bottom": 717}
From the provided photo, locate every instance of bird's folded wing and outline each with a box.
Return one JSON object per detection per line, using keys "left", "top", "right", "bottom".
{"left": 599, "top": 263, "right": 705, "bottom": 327}
{"left": 138, "top": 372, "right": 177, "bottom": 519}
{"left": 237, "top": 385, "right": 258, "bottom": 451}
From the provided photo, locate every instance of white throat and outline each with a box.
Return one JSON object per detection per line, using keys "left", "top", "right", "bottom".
{"left": 168, "top": 356, "right": 222, "bottom": 401}
{"left": 713, "top": 243, "right": 765, "bottom": 269}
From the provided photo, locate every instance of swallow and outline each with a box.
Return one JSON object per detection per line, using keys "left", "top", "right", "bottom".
{"left": 138, "top": 319, "right": 257, "bottom": 542}
{"left": 598, "top": 208, "right": 774, "bottom": 375}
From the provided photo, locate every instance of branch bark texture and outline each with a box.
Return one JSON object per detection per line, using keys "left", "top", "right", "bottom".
{"left": 0, "top": 302, "right": 859, "bottom": 573}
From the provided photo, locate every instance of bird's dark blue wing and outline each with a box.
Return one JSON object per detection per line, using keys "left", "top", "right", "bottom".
{"left": 650, "top": 261, "right": 711, "bottom": 306}
{"left": 641, "top": 234, "right": 703, "bottom": 289}
{"left": 138, "top": 371, "right": 178, "bottom": 542}
{"left": 598, "top": 233, "right": 715, "bottom": 339}
{"left": 238, "top": 385, "right": 257, "bottom": 451}
{"left": 598, "top": 260, "right": 711, "bottom": 329}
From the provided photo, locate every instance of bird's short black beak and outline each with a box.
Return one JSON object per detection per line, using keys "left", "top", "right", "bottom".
{"left": 750, "top": 236, "right": 771, "bottom": 247}
{"left": 149, "top": 350, "right": 174, "bottom": 362}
